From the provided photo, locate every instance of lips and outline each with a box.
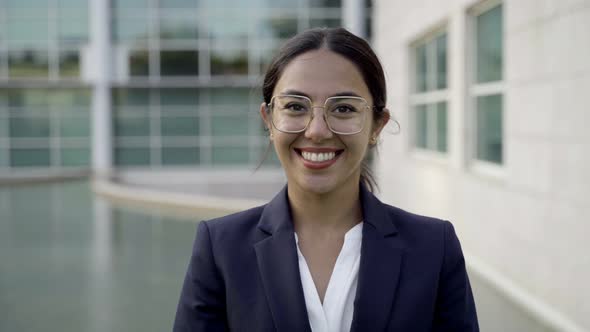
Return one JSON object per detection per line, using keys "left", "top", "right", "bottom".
{"left": 294, "top": 148, "right": 344, "bottom": 169}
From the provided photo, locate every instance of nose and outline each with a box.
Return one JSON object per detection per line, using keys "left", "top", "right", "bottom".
{"left": 304, "top": 107, "right": 333, "bottom": 142}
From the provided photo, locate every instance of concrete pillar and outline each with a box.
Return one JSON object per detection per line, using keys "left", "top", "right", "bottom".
{"left": 90, "top": 0, "right": 113, "bottom": 178}
{"left": 343, "top": 0, "right": 366, "bottom": 38}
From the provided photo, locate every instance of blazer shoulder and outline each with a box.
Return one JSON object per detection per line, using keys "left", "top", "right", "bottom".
{"left": 201, "top": 204, "right": 266, "bottom": 239}
{"left": 382, "top": 202, "right": 454, "bottom": 245}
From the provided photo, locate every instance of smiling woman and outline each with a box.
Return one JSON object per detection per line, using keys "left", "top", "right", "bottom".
{"left": 174, "top": 28, "right": 479, "bottom": 332}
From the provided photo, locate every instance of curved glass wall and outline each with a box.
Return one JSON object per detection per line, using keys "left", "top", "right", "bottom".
{"left": 1, "top": 0, "right": 372, "bottom": 170}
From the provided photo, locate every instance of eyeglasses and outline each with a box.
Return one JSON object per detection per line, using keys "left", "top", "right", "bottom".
{"left": 267, "top": 95, "right": 371, "bottom": 135}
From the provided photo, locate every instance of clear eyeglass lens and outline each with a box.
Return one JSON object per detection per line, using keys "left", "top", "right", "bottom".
{"left": 271, "top": 95, "right": 367, "bottom": 134}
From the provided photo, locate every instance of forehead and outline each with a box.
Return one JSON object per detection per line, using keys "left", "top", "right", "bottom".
{"left": 273, "top": 49, "right": 371, "bottom": 102}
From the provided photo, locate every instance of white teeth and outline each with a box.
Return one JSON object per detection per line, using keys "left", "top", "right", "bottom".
{"left": 301, "top": 151, "right": 336, "bottom": 162}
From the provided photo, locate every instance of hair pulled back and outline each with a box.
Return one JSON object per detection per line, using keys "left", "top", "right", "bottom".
{"left": 262, "top": 27, "right": 388, "bottom": 192}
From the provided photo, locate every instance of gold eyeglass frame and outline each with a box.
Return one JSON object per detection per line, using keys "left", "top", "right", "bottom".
{"left": 267, "top": 94, "right": 373, "bottom": 135}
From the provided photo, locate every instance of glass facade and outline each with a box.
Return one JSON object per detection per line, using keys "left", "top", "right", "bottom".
{"left": 0, "top": 0, "right": 91, "bottom": 170}
{"left": 0, "top": 89, "right": 91, "bottom": 168}
{"left": 412, "top": 32, "right": 448, "bottom": 153}
{"left": 1, "top": 0, "right": 372, "bottom": 171}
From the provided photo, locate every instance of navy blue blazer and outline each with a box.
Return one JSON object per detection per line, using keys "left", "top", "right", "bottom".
{"left": 174, "top": 184, "right": 479, "bottom": 331}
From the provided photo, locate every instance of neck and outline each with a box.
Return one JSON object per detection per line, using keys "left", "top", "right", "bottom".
{"left": 288, "top": 179, "right": 363, "bottom": 234}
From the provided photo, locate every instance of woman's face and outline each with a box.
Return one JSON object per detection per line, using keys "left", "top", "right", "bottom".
{"left": 260, "top": 49, "right": 388, "bottom": 195}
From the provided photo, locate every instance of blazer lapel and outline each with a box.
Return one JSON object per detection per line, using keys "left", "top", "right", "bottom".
{"left": 350, "top": 185, "right": 404, "bottom": 332}
{"left": 254, "top": 186, "right": 312, "bottom": 332}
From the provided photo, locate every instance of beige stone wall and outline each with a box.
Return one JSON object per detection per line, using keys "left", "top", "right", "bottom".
{"left": 373, "top": 0, "right": 590, "bottom": 329}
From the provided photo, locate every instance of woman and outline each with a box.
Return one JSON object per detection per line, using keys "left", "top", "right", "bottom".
{"left": 174, "top": 28, "right": 478, "bottom": 332}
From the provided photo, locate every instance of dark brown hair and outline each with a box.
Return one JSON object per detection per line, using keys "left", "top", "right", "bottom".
{"left": 262, "top": 27, "right": 388, "bottom": 192}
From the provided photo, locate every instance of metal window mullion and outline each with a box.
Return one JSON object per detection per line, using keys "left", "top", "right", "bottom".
{"left": 50, "top": 101, "right": 61, "bottom": 168}
{"left": 248, "top": 101, "right": 259, "bottom": 166}
{"left": 0, "top": 8, "right": 6, "bottom": 80}
{"left": 299, "top": 0, "right": 310, "bottom": 32}
{"left": 149, "top": 0, "right": 160, "bottom": 80}
{"left": 246, "top": 8, "right": 257, "bottom": 81}
{"left": 0, "top": 107, "right": 9, "bottom": 168}
{"left": 49, "top": 0, "right": 60, "bottom": 81}
{"left": 150, "top": 89, "right": 161, "bottom": 167}
{"left": 200, "top": 38, "right": 211, "bottom": 81}
{"left": 200, "top": 89, "right": 211, "bottom": 165}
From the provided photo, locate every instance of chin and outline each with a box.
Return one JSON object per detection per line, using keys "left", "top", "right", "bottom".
{"left": 295, "top": 174, "right": 340, "bottom": 195}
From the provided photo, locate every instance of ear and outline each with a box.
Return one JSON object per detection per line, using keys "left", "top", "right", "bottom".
{"left": 371, "top": 108, "right": 391, "bottom": 138}
{"left": 260, "top": 102, "right": 271, "bottom": 129}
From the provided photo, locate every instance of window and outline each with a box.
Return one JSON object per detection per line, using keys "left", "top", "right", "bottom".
{"left": 470, "top": 2, "right": 503, "bottom": 164}
{"left": 410, "top": 31, "right": 448, "bottom": 153}
{"left": 0, "top": 88, "right": 91, "bottom": 169}
{"left": 111, "top": 88, "right": 259, "bottom": 167}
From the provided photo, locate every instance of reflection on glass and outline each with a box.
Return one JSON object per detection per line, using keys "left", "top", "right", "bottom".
{"left": 59, "top": 50, "right": 80, "bottom": 77}
{"left": 59, "top": 0, "right": 88, "bottom": 8}
{"left": 111, "top": 0, "right": 149, "bottom": 10}
{"left": 415, "top": 45, "right": 427, "bottom": 92}
{"left": 309, "top": 18, "right": 341, "bottom": 29}
{"left": 258, "top": 17, "right": 298, "bottom": 39}
{"left": 112, "top": 16, "right": 150, "bottom": 42}
{"left": 436, "top": 102, "right": 447, "bottom": 152}
{"left": 60, "top": 116, "right": 90, "bottom": 137}
{"left": 212, "top": 114, "right": 249, "bottom": 136}
{"left": 113, "top": 116, "right": 150, "bottom": 137}
{"left": 59, "top": 18, "right": 89, "bottom": 45}
{"left": 159, "top": 0, "right": 199, "bottom": 9}
{"left": 113, "top": 89, "right": 150, "bottom": 107}
{"left": 436, "top": 34, "right": 447, "bottom": 90}
{"left": 10, "top": 148, "right": 51, "bottom": 167}
{"left": 160, "top": 16, "right": 200, "bottom": 40}
{"left": 262, "top": 0, "right": 300, "bottom": 8}
{"left": 476, "top": 94, "right": 502, "bottom": 163}
{"left": 61, "top": 147, "right": 90, "bottom": 166}
{"left": 476, "top": 4, "right": 503, "bottom": 83}
{"left": 161, "top": 147, "right": 199, "bottom": 165}
{"left": 7, "top": 89, "right": 50, "bottom": 108}
{"left": 160, "top": 89, "right": 199, "bottom": 106}
{"left": 114, "top": 147, "right": 150, "bottom": 166}
{"left": 129, "top": 50, "right": 150, "bottom": 76}
{"left": 209, "top": 88, "right": 250, "bottom": 105}
{"left": 10, "top": 117, "right": 51, "bottom": 137}
{"left": 6, "top": 0, "right": 49, "bottom": 17}
{"left": 212, "top": 146, "right": 249, "bottom": 165}
{"left": 415, "top": 105, "right": 428, "bottom": 149}
{"left": 210, "top": 49, "right": 248, "bottom": 76}
{"left": 206, "top": 13, "right": 249, "bottom": 40}
{"left": 8, "top": 50, "right": 49, "bottom": 78}
{"left": 50, "top": 89, "right": 91, "bottom": 107}
{"left": 160, "top": 50, "right": 199, "bottom": 76}
{"left": 161, "top": 116, "right": 199, "bottom": 136}
{"left": 6, "top": 18, "right": 50, "bottom": 46}
{"left": 309, "top": 0, "right": 341, "bottom": 7}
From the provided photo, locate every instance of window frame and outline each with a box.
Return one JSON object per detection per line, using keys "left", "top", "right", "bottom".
{"left": 409, "top": 25, "right": 450, "bottom": 160}
{"left": 467, "top": 0, "right": 505, "bottom": 176}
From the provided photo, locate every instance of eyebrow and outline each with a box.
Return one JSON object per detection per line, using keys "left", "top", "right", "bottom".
{"left": 280, "top": 89, "right": 362, "bottom": 99}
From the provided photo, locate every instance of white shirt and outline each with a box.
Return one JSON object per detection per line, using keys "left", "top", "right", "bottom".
{"left": 294, "top": 222, "right": 363, "bottom": 332}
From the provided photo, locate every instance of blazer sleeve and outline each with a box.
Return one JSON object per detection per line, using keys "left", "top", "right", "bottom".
{"left": 173, "top": 221, "right": 229, "bottom": 332}
{"left": 432, "top": 221, "right": 479, "bottom": 332}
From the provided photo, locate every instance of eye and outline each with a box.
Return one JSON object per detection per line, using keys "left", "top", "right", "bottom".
{"left": 284, "top": 102, "right": 308, "bottom": 112}
{"left": 332, "top": 104, "right": 357, "bottom": 113}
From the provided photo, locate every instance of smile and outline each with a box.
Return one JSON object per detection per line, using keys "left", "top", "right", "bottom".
{"left": 294, "top": 148, "right": 344, "bottom": 169}
{"left": 301, "top": 151, "right": 336, "bottom": 162}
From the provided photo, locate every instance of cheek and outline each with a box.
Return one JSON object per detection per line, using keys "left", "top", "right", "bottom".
{"left": 272, "top": 134, "right": 297, "bottom": 157}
